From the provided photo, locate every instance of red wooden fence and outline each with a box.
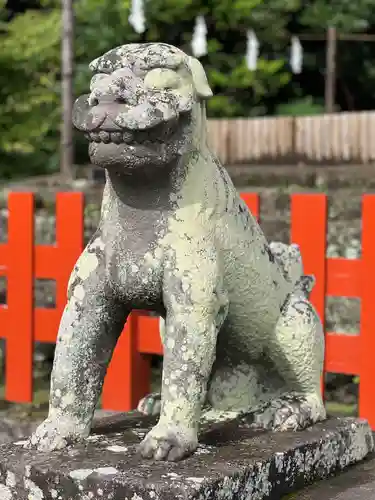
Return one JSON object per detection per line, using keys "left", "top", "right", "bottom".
{"left": 1, "top": 192, "right": 375, "bottom": 428}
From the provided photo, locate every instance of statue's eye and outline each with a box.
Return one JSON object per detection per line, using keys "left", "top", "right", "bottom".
{"left": 144, "top": 68, "right": 181, "bottom": 91}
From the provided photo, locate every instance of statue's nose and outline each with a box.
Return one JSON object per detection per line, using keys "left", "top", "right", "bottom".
{"left": 96, "top": 94, "right": 118, "bottom": 104}
{"left": 100, "top": 115, "right": 123, "bottom": 131}
{"left": 93, "top": 96, "right": 129, "bottom": 131}
{"left": 88, "top": 91, "right": 116, "bottom": 107}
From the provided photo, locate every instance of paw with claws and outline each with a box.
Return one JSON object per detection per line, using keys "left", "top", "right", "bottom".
{"left": 138, "top": 423, "right": 198, "bottom": 461}
{"left": 250, "top": 392, "right": 326, "bottom": 432}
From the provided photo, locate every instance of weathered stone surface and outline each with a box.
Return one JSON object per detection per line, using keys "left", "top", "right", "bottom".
{"left": 0, "top": 417, "right": 38, "bottom": 446}
{"left": 0, "top": 410, "right": 120, "bottom": 447}
{"left": 26, "top": 42, "right": 327, "bottom": 462}
{"left": 0, "top": 414, "right": 372, "bottom": 499}
{"left": 289, "top": 452, "right": 375, "bottom": 499}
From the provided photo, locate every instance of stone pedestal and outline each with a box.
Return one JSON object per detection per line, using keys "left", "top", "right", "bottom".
{"left": 295, "top": 453, "right": 375, "bottom": 500}
{"left": 0, "top": 413, "right": 373, "bottom": 500}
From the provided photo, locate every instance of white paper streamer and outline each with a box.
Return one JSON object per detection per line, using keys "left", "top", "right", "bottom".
{"left": 290, "top": 36, "right": 303, "bottom": 74}
{"left": 245, "top": 30, "right": 259, "bottom": 71}
{"left": 129, "top": 0, "right": 146, "bottom": 34}
{"left": 191, "top": 16, "right": 208, "bottom": 58}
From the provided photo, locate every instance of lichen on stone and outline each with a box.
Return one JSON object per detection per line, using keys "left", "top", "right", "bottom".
{"left": 28, "top": 42, "right": 328, "bottom": 463}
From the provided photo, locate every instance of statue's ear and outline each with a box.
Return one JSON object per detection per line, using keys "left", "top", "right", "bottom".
{"left": 188, "top": 56, "right": 213, "bottom": 100}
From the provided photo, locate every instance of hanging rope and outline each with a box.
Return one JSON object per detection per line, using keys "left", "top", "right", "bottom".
{"left": 245, "top": 30, "right": 259, "bottom": 71}
{"left": 129, "top": 0, "right": 146, "bottom": 34}
{"left": 191, "top": 16, "right": 208, "bottom": 58}
{"left": 127, "top": 8, "right": 307, "bottom": 75}
{"left": 290, "top": 36, "right": 303, "bottom": 74}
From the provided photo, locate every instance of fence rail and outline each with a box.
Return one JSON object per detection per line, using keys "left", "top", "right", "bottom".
{"left": 207, "top": 111, "right": 375, "bottom": 164}
{"left": 1, "top": 192, "right": 375, "bottom": 429}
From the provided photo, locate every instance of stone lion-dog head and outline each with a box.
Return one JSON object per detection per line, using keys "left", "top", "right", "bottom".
{"left": 73, "top": 43, "right": 213, "bottom": 177}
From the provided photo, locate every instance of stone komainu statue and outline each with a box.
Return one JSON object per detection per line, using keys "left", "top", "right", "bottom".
{"left": 28, "top": 43, "right": 326, "bottom": 461}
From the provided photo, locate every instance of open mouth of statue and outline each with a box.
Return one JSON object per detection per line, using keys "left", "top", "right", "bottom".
{"left": 84, "top": 122, "right": 176, "bottom": 145}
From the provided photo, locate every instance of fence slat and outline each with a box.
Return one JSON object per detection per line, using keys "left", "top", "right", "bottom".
{"left": 102, "top": 313, "right": 151, "bottom": 411}
{"left": 55, "top": 193, "right": 85, "bottom": 318}
{"left": 290, "top": 194, "right": 327, "bottom": 397}
{"left": 0, "top": 307, "right": 8, "bottom": 336}
{"left": 359, "top": 195, "right": 375, "bottom": 428}
{"left": 240, "top": 192, "right": 260, "bottom": 220}
{"left": 34, "top": 309, "right": 60, "bottom": 343}
{"left": 138, "top": 315, "right": 162, "bottom": 355}
{"left": 326, "top": 258, "right": 361, "bottom": 297}
{"left": 290, "top": 194, "right": 327, "bottom": 323}
{"left": 35, "top": 246, "right": 57, "bottom": 277}
{"left": 3, "top": 190, "right": 375, "bottom": 428}
{"left": 0, "top": 246, "right": 8, "bottom": 275}
{"left": 325, "top": 332, "right": 359, "bottom": 375}
{"left": 5, "top": 193, "right": 34, "bottom": 402}
{"left": 35, "top": 193, "right": 84, "bottom": 344}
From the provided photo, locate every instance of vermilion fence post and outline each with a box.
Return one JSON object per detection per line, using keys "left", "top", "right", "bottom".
{"left": 290, "top": 194, "right": 327, "bottom": 397}
{"left": 102, "top": 313, "right": 151, "bottom": 410}
{"left": 5, "top": 193, "right": 34, "bottom": 402}
{"left": 34, "top": 193, "right": 85, "bottom": 345}
{"left": 359, "top": 195, "right": 375, "bottom": 428}
{"left": 5, "top": 190, "right": 375, "bottom": 425}
{"left": 54, "top": 193, "right": 85, "bottom": 330}
{"left": 240, "top": 192, "right": 260, "bottom": 220}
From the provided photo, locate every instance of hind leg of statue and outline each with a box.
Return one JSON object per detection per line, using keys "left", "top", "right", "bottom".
{"left": 136, "top": 242, "right": 309, "bottom": 422}
{"left": 206, "top": 358, "right": 282, "bottom": 415}
{"left": 249, "top": 282, "right": 326, "bottom": 431}
{"left": 26, "top": 245, "right": 129, "bottom": 452}
{"left": 138, "top": 262, "right": 326, "bottom": 435}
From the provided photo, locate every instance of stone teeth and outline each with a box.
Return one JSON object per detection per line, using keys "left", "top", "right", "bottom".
{"left": 86, "top": 128, "right": 168, "bottom": 145}
{"left": 99, "top": 131, "right": 110, "bottom": 143}
{"left": 123, "top": 132, "right": 134, "bottom": 143}
{"left": 111, "top": 132, "right": 123, "bottom": 144}
{"left": 90, "top": 132, "right": 101, "bottom": 142}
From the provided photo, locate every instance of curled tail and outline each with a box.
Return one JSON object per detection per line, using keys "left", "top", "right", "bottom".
{"left": 269, "top": 241, "right": 315, "bottom": 298}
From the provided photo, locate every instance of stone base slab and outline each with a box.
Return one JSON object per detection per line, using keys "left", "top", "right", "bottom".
{"left": 293, "top": 457, "right": 375, "bottom": 500}
{"left": 0, "top": 414, "right": 373, "bottom": 500}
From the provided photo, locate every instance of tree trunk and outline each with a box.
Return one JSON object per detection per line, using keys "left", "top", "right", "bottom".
{"left": 61, "top": 0, "right": 74, "bottom": 180}
{"left": 324, "top": 26, "right": 337, "bottom": 114}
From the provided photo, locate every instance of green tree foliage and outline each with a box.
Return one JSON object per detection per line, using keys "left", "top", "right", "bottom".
{"left": 1, "top": 0, "right": 375, "bottom": 177}
{"left": 299, "top": 0, "right": 375, "bottom": 31}
{"left": 285, "top": 0, "right": 375, "bottom": 116}
{"left": 0, "top": 7, "right": 62, "bottom": 176}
